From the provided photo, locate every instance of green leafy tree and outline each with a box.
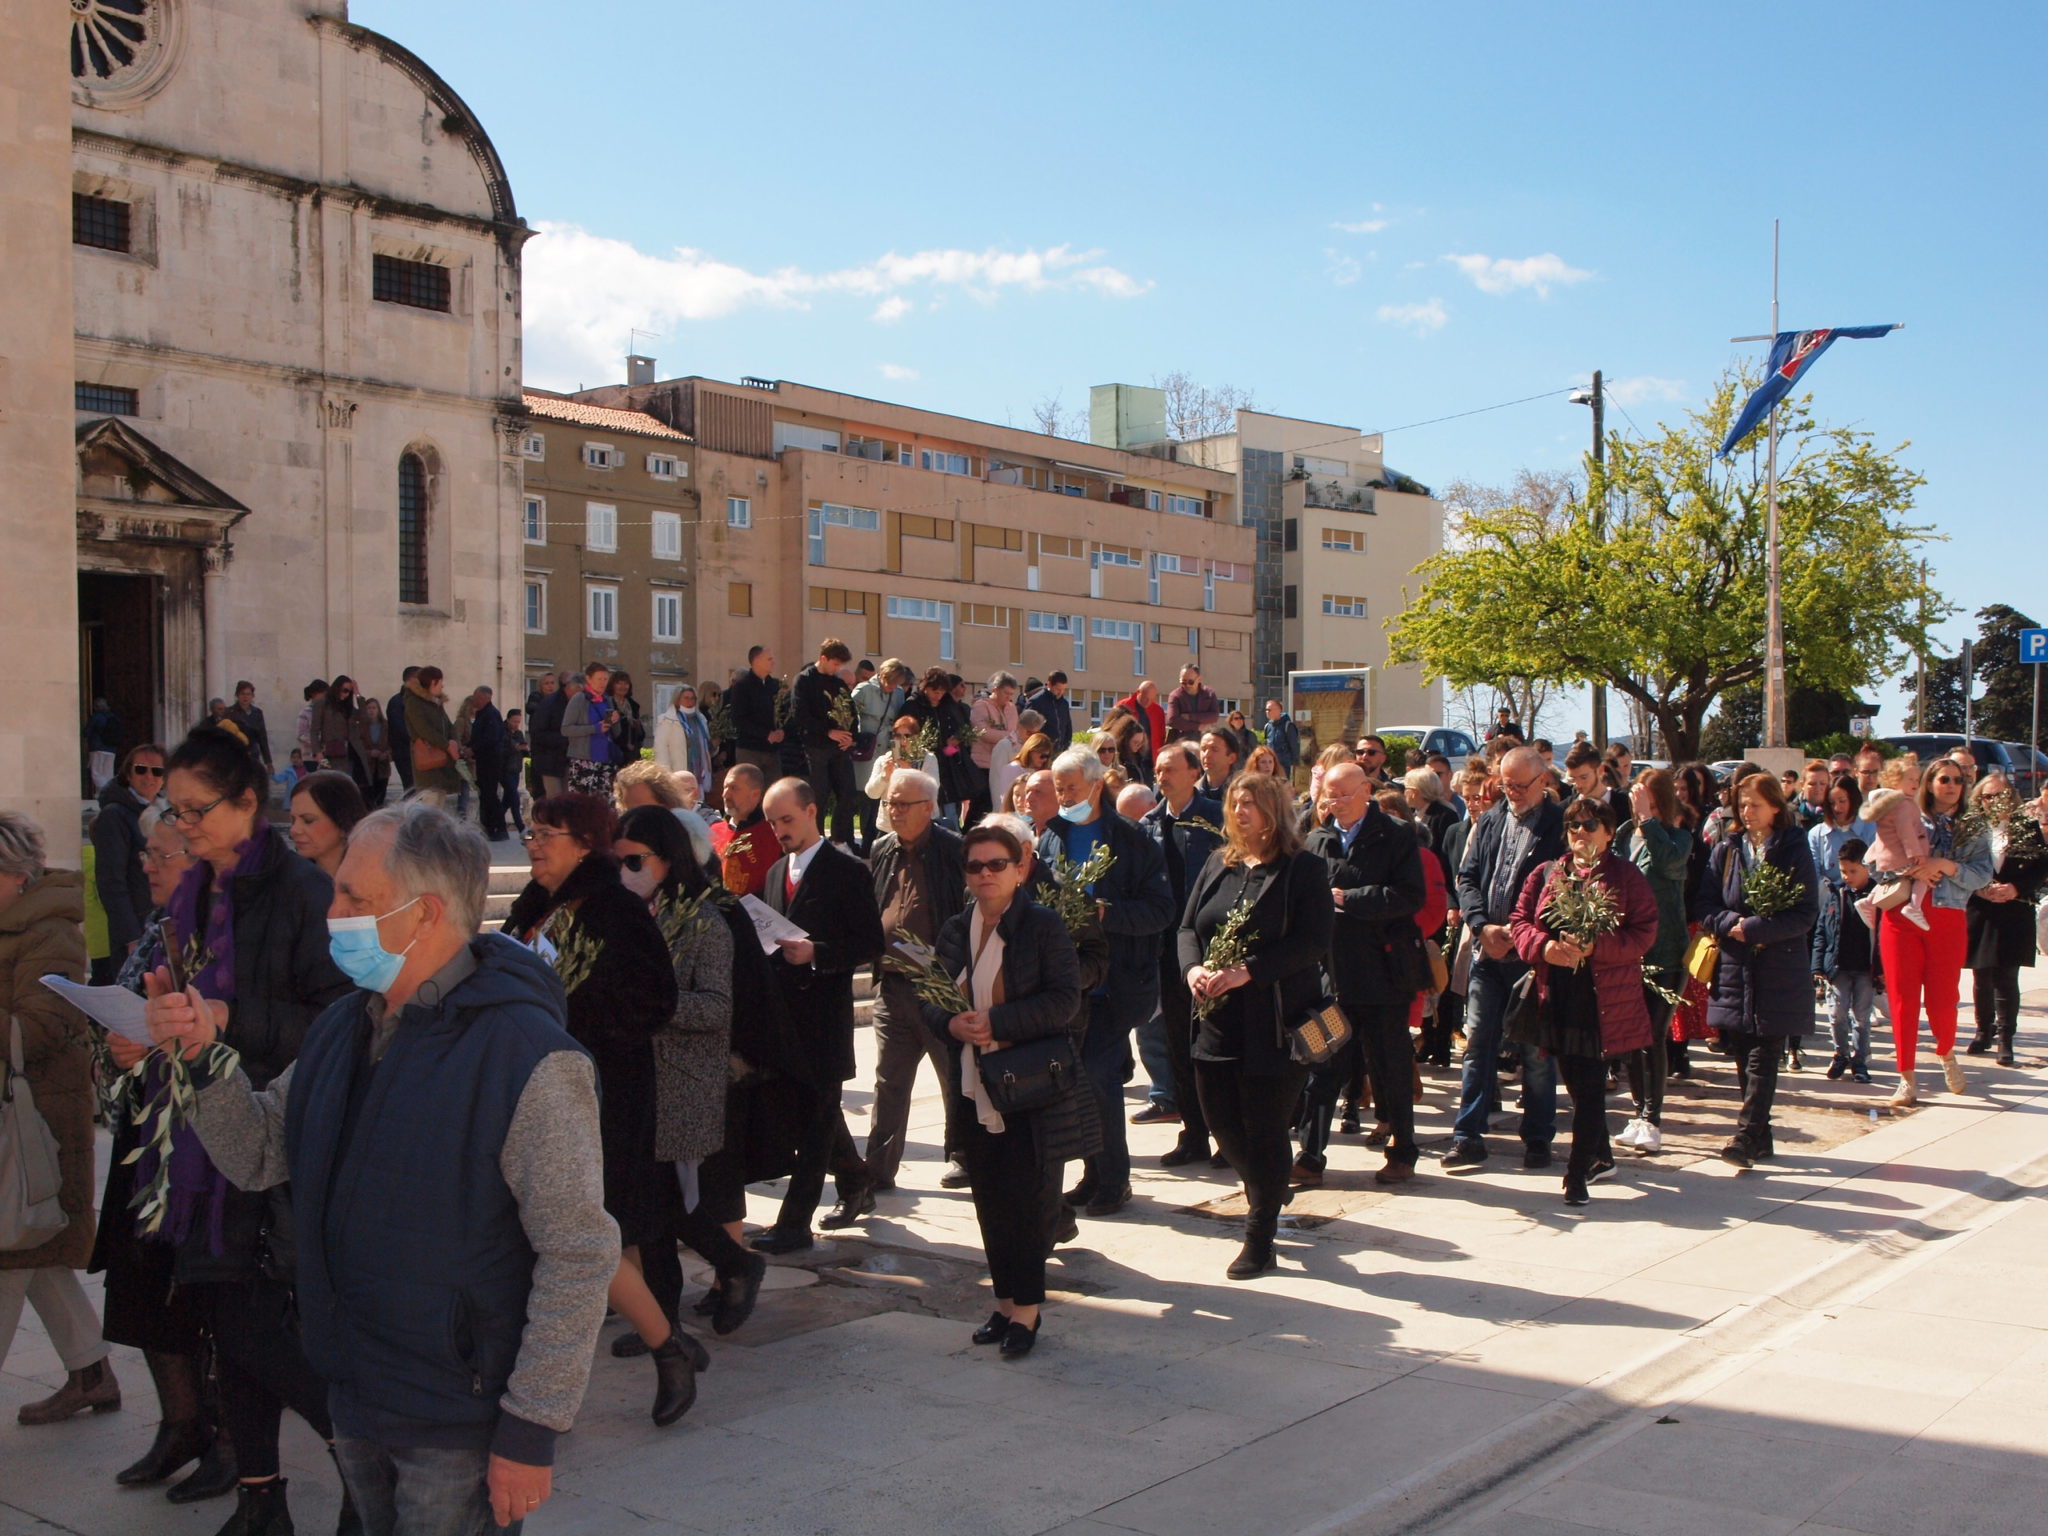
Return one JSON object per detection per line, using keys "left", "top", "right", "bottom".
{"left": 1969, "top": 604, "right": 2040, "bottom": 741}
{"left": 1699, "top": 686, "right": 1762, "bottom": 761}
{"left": 1387, "top": 370, "right": 1948, "bottom": 761}
{"left": 1899, "top": 654, "right": 1965, "bottom": 732}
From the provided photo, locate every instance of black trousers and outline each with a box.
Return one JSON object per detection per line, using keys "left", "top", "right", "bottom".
{"left": 1157, "top": 965, "right": 1208, "bottom": 1148}
{"left": 475, "top": 750, "right": 507, "bottom": 837}
{"left": 1196, "top": 1058, "right": 1308, "bottom": 1243}
{"left": 1355, "top": 1001, "right": 1418, "bottom": 1162}
{"left": 959, "top": 1112, "right": 1062, "bottom": 1306}
{"left": 1421, "top": 987, "right": 1462, "bottom": 1064}
{"left": 805, "top": 746, "right": 859, "bottom": 845}
{"left": 1718, "top": 1028, "right": 1783, "bottom": 1146}
{"left": 1557, "top": 1052, "right": 1613, "bottom": 1179}
{"left": 1973, "top": 967, "right": 2022, "bottom": 1039}
{"left": 1626, "top": 994, "right": 1672, "bottom": 1125}
{"left": 202, "top": 1278, "right": 332, "bottom": 1482}
{"left": 641, "top": 1174, "right": 756, "bottom": 1322}
{"left": 775, "top": 1082, "right": 866, "bottom": 1233}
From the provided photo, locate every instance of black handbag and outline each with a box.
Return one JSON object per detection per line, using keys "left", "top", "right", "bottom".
{"left": 977, "top": 1034, "right": 1078, "bottom": 1115}
{"left": 1502, "top": 967, "right": 1545, "bottom": 1048}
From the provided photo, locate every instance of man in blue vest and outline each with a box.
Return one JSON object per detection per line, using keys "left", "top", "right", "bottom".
{"left": 147, "top": 803, "right": 621, "bottom": 1535}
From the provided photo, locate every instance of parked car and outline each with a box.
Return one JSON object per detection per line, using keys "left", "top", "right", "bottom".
{"left": 1877, "top": 735, "right": 2045, "bottom": 797}
{"left": 1373, "top": 725, "right": 1479, "bottom": 770}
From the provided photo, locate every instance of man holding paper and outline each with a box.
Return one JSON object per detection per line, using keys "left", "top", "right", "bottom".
{"left": 750, "top": 780, "right": 884, "bottom": 1252}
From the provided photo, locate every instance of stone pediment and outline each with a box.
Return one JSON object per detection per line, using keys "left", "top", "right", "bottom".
{"left": 76, "top": 417, "right": 249, "bottom": 548}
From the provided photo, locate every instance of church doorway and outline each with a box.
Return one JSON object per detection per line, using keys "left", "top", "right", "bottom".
{"left": 78, "top": 571, "right": 161, "bottom": 791}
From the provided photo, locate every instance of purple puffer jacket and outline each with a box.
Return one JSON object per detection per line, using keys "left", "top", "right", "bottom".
{"left": 1509, "top": 851, "right": 1659, "bottom": 1057}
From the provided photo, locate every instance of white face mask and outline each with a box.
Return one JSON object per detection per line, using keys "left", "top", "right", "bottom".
{"left": 620, "top": 863, "right": 661, "bottom": 900}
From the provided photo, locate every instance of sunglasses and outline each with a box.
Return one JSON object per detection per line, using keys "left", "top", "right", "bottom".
{"left": 1565, "top": 819, "right": 1603, "bottom": 832}
{"left": 131, "top": 765, "right": 165, "bottom": 778}
{"left": 619, "top": 853, "right": 654, "bottom": 872}
{"left": 963, "top": 857, "right": 1016, "bottom": 875}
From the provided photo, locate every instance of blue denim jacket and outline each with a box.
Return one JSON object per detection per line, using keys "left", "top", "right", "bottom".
{"left": 1926, "top": 814, "right": 1994, "bottom": 911}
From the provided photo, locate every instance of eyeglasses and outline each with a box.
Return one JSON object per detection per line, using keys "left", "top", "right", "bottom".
{"left": 162, "top": 794, "right": 226, "bottom": 827}
{"left": 1501, "top": 774, "right": 1542, "bottom": 794}
{"left": 139, "top": 847, "right": 187, "bottom": 867}
{"left": 963, "top": 857, "right": 1016, "bottom": 875}
{"left": 619, "top": 853, "right": 653, "bottom": 872}
{"left": 130, "top": 765, "right": 165, "bottom": 779}
{"left": 521, "top": 828, "right": 572, "bottom": 845}
{"left": 883, "top": 798, "right": 933, "bottom": 811}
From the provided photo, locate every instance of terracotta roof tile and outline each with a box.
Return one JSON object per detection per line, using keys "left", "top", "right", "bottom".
{"left": 521, "top": 393, "right": 692, "bottom": 443}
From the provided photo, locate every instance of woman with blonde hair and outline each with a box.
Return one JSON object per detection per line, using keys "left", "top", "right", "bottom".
{"left": 992, "top": 732, "right": 1053, "bottom": 816}
{"left": 1176, "top": 774, "right": 1334, "bottom": 1279}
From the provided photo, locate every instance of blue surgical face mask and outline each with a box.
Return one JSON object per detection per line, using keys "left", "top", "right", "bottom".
{"left": 1057, "top": 798, "right": 1096, "bottom": 825}
{"left": 327, "top": 896, "right": 423, "bottom": 994}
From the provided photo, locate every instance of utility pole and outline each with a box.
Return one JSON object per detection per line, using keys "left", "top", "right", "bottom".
{"left": 1915, "top": 559, "right": 1928, "bottom": 730}
{"left": 1576, "top": 371, "right": 1609, "bottom": 747}
{"left": 1762, "top": 222, "right": 1788, "bottom": 749}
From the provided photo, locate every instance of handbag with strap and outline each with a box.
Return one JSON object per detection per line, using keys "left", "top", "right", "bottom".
{"left": 1266, "top": 856, "right": 1354, "bottom": 1067}
{"left": 1682, "top": 930, "right": 1719, "bottom": 987}
{"left": 0, "top": 1014, "right": 69, "bottom": 1252}
{"left": 411, "top": 736, "right": 453, "bottom": 773}
{"left": 977, "top": 1033, "right": 1078, "bottom": 1115}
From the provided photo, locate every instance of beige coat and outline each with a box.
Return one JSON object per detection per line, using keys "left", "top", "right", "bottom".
{"left": 0, "top": 872, "right": 95, "bottom": 1270}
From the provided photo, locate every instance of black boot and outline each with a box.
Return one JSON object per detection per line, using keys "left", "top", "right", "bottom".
{"left": 650, "top": 1336, "right": 698, "bottom": 1427}
{"left": 712, "top": 1252, "right": 768, "bottom": 1337}
{"left": 169, "top": 1426, "right": 239, "bottom": 1503}
{"left": 1966, "top": 1024, "right": 1994, "bottom": 1055}
{"left": 117, "top": 1350, "right": 211, "bottom": 1486}
{"left": 212, "top": 1478, "right": 294, "bottom": 1536}
{"left": 1997, "top": 1025, "right": 2017, "bottom": 1067}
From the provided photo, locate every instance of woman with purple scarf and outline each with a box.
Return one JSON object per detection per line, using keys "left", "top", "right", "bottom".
{"left": 107, "top": 727, "right": 352, "bottom": 1536}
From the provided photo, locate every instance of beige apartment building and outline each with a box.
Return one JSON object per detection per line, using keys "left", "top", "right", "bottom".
{"left": 1174, "top": 406, "right": 1446, "bottom": 726}
{"left": 574, "top": 372, "right": 1254, "bottom": 724}
{"left": 517, "top": 391, "right": 698, "bottom": 710}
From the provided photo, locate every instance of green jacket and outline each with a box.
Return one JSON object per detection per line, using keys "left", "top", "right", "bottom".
{"left": 402, "top": 680, "right": 462, "bottom": 792}
{"left": 1620, "top": 816, "right": 1691, "bottom": 982}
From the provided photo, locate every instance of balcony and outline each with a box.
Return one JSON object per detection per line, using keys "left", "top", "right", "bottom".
{"left": 1302, "top": 479, "right": 1375, "bottom": 514}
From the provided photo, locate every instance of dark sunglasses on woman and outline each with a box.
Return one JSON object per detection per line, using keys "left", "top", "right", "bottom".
{"left": 962, "top": 857, "right": 1015, "bottom": 875}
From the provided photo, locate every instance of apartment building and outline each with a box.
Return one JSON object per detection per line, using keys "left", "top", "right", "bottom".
{"left": 1172, "top": 405, "right": 1446, "bottom": 726}
{"left": 518, "top": 391, "right": 697, "bottom": 708}
{"left": 574, "top": 372, "right": 1254, "bottom": 724}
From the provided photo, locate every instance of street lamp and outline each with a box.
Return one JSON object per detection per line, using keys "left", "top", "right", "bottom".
{"left": 1573, "top": 371, "right": 1607, "bottom": 748}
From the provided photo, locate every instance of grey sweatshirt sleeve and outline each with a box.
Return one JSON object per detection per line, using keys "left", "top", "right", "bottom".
{"left": 491, "top": 1049, "right": 620, "bottom": 1465}
{"left": 190, "top": 1062, "right": 296, "bottom": 1191}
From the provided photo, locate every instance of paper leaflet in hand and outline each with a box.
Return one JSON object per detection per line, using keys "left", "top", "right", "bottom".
{"left": 40, "top": 975, "right": 154, "bottom": 1047}
{"left": 739, "top": 894, "right": 809, "bottom": 955}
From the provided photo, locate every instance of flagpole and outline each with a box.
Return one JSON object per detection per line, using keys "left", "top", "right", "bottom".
{"left": 1764, "top": 218, "right": 1787, "bottom": 749}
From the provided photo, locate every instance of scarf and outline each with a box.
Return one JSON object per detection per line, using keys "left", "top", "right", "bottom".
{"left": 674, "top": 704, "right": 713, "bottom": 780}
{"left": 957, "top": 906, "right": 1008, "bottom": 1133}
{"left": 143, "top": 823, "right": 270, "bottom": 1251}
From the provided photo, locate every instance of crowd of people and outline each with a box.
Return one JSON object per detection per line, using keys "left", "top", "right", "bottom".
{"left": 11, "top": 653, "right": 2046, "bottom": 1534}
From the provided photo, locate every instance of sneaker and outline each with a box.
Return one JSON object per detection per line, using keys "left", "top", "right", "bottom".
{"left": 1852, "top": 1062, "right": 1872, "bottom": 1084}
{"left": 1904, "top": 902, "right": 1931, "bottom": 932}
{"left": 1586, "top": 1158, "right": 1618, "bottom": 1185}
{"left": 940, "top": 1159, "right": 972, "bottom": 1189}
{"left": 1854, "top": 896, "right": 1879, "bottom": 931}
{"left": 1615, "top": 1118, "right": 1644, "bottom": 1149}
{"left": 1522, "top": 1145, "right": 1553, "bottom": 1171}
{"left": 1563, "top": 1175, "right": 1590, "bottom": 1207}
{"left": 1440, "top": 1139, "right": 1489, "bottom": 1171}
{"left": 1889, "top": 1076, "right": 1918, "bottom": 1109}
{"left": 1634, "top": 1121, "right": 1663, "bottom": 1154}
{"left": 1130, "top": 1104, "right": 1181, "bottom": 1125}
{"left": 1826, "top": 1053, "right": 1849, "bottom": 1080}
{"left": 1939, "top": 1052, "right": 1968, "bottom": 1095}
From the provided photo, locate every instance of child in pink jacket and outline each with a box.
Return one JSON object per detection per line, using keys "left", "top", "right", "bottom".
{"left": 1857, "top": 786, "right": 1930, "bottom": 932}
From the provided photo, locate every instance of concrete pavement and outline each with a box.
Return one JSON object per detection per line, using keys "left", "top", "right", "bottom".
{"left": 4, "top": 988, "right": 2045, "bottom": 1536}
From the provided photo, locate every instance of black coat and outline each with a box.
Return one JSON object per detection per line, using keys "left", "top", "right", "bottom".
{"left": 1697, "top": 826, "right": 1820, "bottom": 1038}
{"left": 528, "top": 689, "right": 569, "bottom": 779}
{"left": 505, "top": 855, "right": 678, "bottom": 1244}
{"left": 1024, "top": 687, "right": 1073, "bottom": 751}
{"left": 791, "top": 662, "right": 853, "bottom": 752}
{"left": 763, "top": 841, "right": 885, "bottom": 1082}
{"left": 922, "top": 896, "right": 1099, "bottom": 1165}
{"left": 91, "top": 781, "right": 153, "bottom": 953}
{"left": 1309, "top": 806, "right": 1427, "bottom": 1005}
{"left": 903, "top": 693, "right": 975, "bottom": 804}
{"left": 1967, "top": 843, "right": 2048, "bottom": 971}
{"left": 1037, "top": 809, "right": 1175, "bottom": 1028}
{"left": 1176, "top": 848, "right": 1335, "bottom": 1076}
{"left": 727, "top": 671, "right": 782, "bottom": 751}
{"left": 1138, "top": 792, "right": 1226, "bottom": 918}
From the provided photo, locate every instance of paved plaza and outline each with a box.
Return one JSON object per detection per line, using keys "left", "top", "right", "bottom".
{"left": 5, "top": 990, "right": 2046, "bottom": 1536}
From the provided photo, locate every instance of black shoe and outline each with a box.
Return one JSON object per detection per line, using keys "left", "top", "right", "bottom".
{"left": 1826, "top": 1053, "right": 1849, "bottom": 1080}
{"left": 999, "top": 1318, "right": 1041, "bottom": 1359}
{"left": 819, "top": 1187, "right": 876, "bottom": 1230}
{"left": 713, "top": 1253, "right": 768, "bottom": 1337}
{"left": 1966, "top": 1034, "right": 1993, "bottom": 1056}
{"left": 167, "top": 1429, "right": 237, "bottom": 1504}
{"left": 1210, "top": 1151, "right": 1232, "bottom": 1169}
{"left": 1563, "top": 1175, "right": 1590, "bottom": 1207}
{"left": 751, "top": 1226, "right": 814, "bottom": 1255}
{"left": 1997, "top": 1040, "right": 2017, "bottom": 1067}
{"left": 1852, "top": 1061, "right": 1872, "bottom": 1083}
{"left": 1440, "top": 1139, "right": 1488, "bottom": 1171}
{"left": 1340, "top": 1111, "right": 1362, "bottom": 1136}
{"left": 1050, "top": 1207, "right": 1080, "bottom": 1247}
{"left": 1159, "top": 1138, "right": 1212, "bottom": 1168}
{"left": 650, "top": 1337, "right": 698, "bottom": 1427}
{"left": 972, "top": 1310, "right": 1010, "bottom": 1346}
{"left": 1131, "top": 1104, "right": 1180, "bottom": 1125}
{"left": 1719, "top": 1138, "right": 1754, "bottom": 1169}
{"left": 1522, "top": 1145, "right": 1553, "bottom": 1170}
{"left": 1586, "top": 1158, "right": 1617, "bottom": 1185}
{"left": 1084, "top": 1183, "right": 1132, "bottom": 1217}
{"left": 939, "top": 1159, "right": 971, "bottom": 1189}
{"left": 117, "top": 1417, "right": 212, "bottom": 1486}
{"left": 1062, "top": 1177, "right": 1097, "bottom": 1209}
{"left": 692, "top": 1287, "right": 721, "bottom": 1317}
{"left": 213, "top": 1478, "right": 291, "bottom": 1536}
{"left": 1226, "top": 1238, "right": 1276, "bottom": 1280}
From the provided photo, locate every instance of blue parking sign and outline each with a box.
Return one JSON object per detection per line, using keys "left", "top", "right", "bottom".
{"left": 2023, "top": 628, "right": 2048, "bottom": 664}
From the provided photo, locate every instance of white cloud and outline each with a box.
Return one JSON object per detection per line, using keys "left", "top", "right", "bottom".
{"left": 1377, "top": 297, "right": 1448, "bottom": 335}
{"left": 521, "top": 222, "right": 1150, "bottom": 386}
{"left": 1604, "top": 375, "right": 1688, "bottom": 407}
{"left": 1333, "top": 218, "right": 1389, "bottom": 234}
{"left": 1443, "top": 252, "right": 1593, "bottom": 297}
{"left": 878, "top": 363, "right": 920, "bottom": 382}
{"left": 1324, "top": 249, "right": 1362, "bottom": 286}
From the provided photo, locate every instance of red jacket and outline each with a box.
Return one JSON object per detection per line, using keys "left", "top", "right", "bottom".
{"left": 1118, "top": 694, "right": 1167, "bottom": 755}
{"left": 1508, "top": 851, "right": 1658, "bottom": 1056}
{"left": 1408, "top": 838, "right": 1450, "bottom": 1031}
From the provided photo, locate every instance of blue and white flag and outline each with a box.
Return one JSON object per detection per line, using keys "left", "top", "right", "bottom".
{"left": 1718, "top": 325, "right": 1893, "bottom": 458}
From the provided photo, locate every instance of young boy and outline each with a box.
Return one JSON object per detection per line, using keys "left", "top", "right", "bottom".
{"left": 1814, "top": 836, "right": 1886, "bottom": 1083}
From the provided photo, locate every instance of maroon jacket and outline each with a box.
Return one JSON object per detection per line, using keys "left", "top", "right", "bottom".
{"left": 1509, "top": 851, "right": 1658, "bottom": 1057}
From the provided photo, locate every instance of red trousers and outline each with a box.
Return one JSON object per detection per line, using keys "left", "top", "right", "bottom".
{"left": 1878, "top": 904, "right": 1967, "bottom": 1074}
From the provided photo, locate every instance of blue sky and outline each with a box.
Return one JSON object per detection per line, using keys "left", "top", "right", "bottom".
{"left": 360, "top": 0, "right": 2047, "bottom": 737}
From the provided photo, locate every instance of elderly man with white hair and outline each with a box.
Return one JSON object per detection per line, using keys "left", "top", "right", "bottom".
{"left": 1039, "top": 746, "right": 1174, "bottom": 1218}
{"left": 146, "top": 803, "right": 618, "bottom": 1535}
{"left": 863, "top": 767, "right": 971, "bottom": 1192}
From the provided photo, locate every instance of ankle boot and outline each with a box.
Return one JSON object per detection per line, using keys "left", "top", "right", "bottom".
{"left": 118, "top": 1350, "right": 211, "bottom": 1485}
{"left": 650, "top": 1335, "right": 698, "bottom": 1427}
{"left": 213, "top": 1478, "right": 294, "bottom": 1536}
{"left": 169, "top": 1425, "right": 239, "bottom": 1503}
{"left": 1997, "top": 1026, "right": 2017, "bottom": 1067}
{"left": 18, "top": 1357, "right": 121, "bottom": 1424}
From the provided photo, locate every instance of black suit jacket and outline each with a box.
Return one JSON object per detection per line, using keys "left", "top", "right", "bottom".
{"left": 764, "top": 840, "right": 885, "bottom": 1082}
{"left": 1309, "top": 806, "right": 1426, "bottom": 1004}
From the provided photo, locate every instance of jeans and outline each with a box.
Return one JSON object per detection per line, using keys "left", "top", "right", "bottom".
{"left": 1079, "top": 994, "right": 1133, "bottom": 1191}
{"left": 1453, "top": 955, "right": 1557, "bottom": 1148}
{"left": 1136, "top": 1009, "right": 1175, "bottom": 1110}
{"left": 332, "top": 1439, "right": 505, "bottom": 1536}
{"left": 1828, "top": 971, "right": 1882, "bottom": 1065}
{"left": 865, "top": 979, "right": 955, "bottom": 1186}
